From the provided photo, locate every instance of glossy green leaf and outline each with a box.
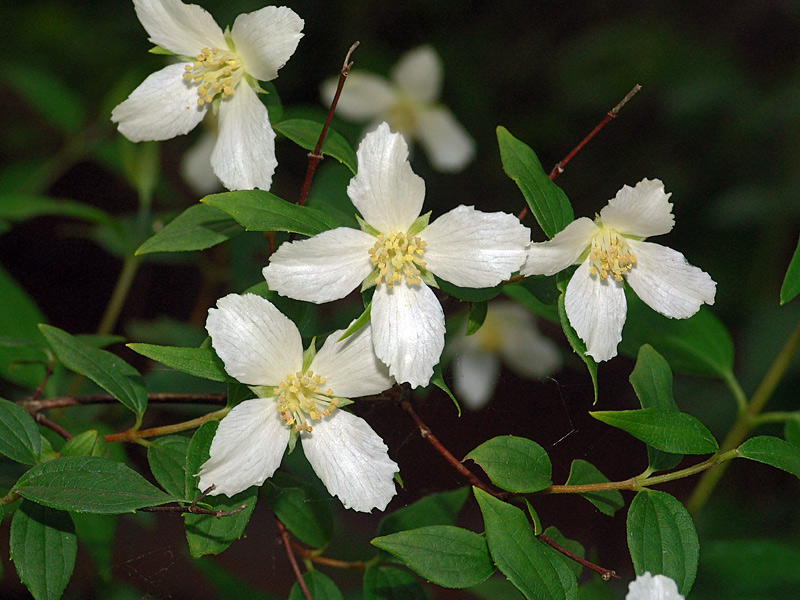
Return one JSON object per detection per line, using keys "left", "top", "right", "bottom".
{"left": 289, "top": 570, "right": 343, "bottom": 600}
{"left": 502, "top": 284, "right": 559, "bottom": 323}
{"left": 629, "top": 345, "right": 682, "bottom": 472}
{"left": 466, "top": 436, "right": 551, "bottom": 492}
{"left": 0, "top": 397, "right": 41, "bottom": 464}
{"left": 436, "top": 277, "right": 504, "bottom": 302}
{"left": 14, "top": 456, "right": 175, "bottom": 513}
{"left": 626, "top": 490, "right": 699, "bottom": 595}
{"left": 558, "top": 291, "right": 598, "bottom": 403}
{"left": 274, "top": 118, "right": 357, "bottom": 174}
{"left": 147, "top": 436, "right": 191, "bottom": 500}
{"left": 127, "top": 342, "right": 232, "bottom": 383}
{"left": 39, "top": 325, "right": 147, "bottom": 420}
{"left": 496, "top": 126, "right": 573, "bottom": 238}
{"left": 10, "top": 502, "right": 76, "bottom": 600}
{"left": 474, "top": 487, "right": 577, "bottom": 600}
{"left": 363, "top": 566, "right": 426, "bottom": 600}
{"left": 372, "top": 525, "right": 494, "bottom": 588}
{"left": 780, "top": 233, "right": 800, "bottom": 304}
{"left": 3, "top": 63, "right": 85, "bottom": 134}
{"left": 565, "top": 460, "right": 624, "bottom": 517}
{"left": 591, "top": 407, "right": 718, "bottom": 454}
{"left": 379, "top": 487, "right": 469, "bottom": 536}
{"left": 466, "top": 301, "right": 489, "bottom": 336}
{"left": 542, "top": 527, "right": 584, "bottom": 578}
{"left": 263, "top": 471, "right": 333, "bottom": 549}
{"left": 136, "top": 204, "right": 243, "bottom": 255}
{"left": 738, "top": 435, "right": 800, "bottom": 479}
{"left": 59, "top": 430, "right": 107, "bottom": 458}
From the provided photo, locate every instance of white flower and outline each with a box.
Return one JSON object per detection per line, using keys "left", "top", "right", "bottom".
{"left": 197, "top": 293, "right": 398, "bottom": 513}
{"left": 626, "top": 572, "right": 685, "bottom": 600}
{"left": 451, "top": 302, "right": 561, "bottom": 410}
{"left": 181, "top": 127, "right": 222, "bottom": 195}
{"left": 521, "top": 179, "right": 716, "bottom": 362}
{"left": 321, "top": 45, "right": 475, "bottom": 172}
{"left": 111, "top": 0, "right": 303, "bottom": 191}
{"left": 263, "top": 123, "right": 530, "bottom": 388}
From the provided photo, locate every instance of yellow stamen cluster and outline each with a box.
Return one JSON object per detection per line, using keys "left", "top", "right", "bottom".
{"left": 588, "top": 229, "right": 637, "bottom": 282}
{"left": 275, "top": 370, "right": 339, "bottom": 433}
{"left": 368, "top": 232, "right": 427, "bottom": 289}
{"left": 183, "top": 47, "right": 243, "bottom": 106}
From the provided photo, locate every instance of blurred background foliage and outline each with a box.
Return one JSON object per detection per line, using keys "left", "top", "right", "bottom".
{"left": 1, "top": 0, "right": 800, "bottom": 598}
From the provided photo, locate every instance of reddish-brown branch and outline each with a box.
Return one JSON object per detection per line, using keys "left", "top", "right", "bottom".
{"left": 22, "top": 393, "right": 227, "bottom": 412}
{"left": 277, "top": 517, "right": 313, "bottom": 600}
{"left": 140, "top": 504, "right": 246, "bottom": 518}
{"left": 289, "top": 540, "right": 367, "bottom": 570}
{"left": 32, "top": 412, "right": 73, "bottom": 440}
{"left": 539, "top": 534, "right": 618, "bottom": 581}
{"left": 31, "top": 364, "right": 53, "bottom": 402}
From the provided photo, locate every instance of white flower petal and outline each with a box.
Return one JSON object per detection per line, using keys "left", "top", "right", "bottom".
{"left": 372, "top": 282, "right": 445, "bottom": 388}
{"left": 414, "top": 107, "right": 475, "bottom": 172}
{"left": 626, "top": 572, "right": 684, "bottom": 600}
{"left": 310, "top": 322, "right": 394, "bottom": 398}
{"left": 211, "top": 84, "right": 276, "bottom": 190}
{"left": 133, "top": 0, "right": 226, "bottom": 56}
{"left": 391, "top": 45, "right": 442, "bottom": 104}
{"left": 263, "top": 228, "right": 374, "bottom": 303}
{"left": 206, "top": 293, "right": 302, "bottom": 385}
{"left": 626, "top": 241, "right": 716, "bottom": 319}
{"left": 421, "top": 206, "right": 529, "bottom": 287}
{"left": 181, "top": 128, "right": 222, "bottom": 195}
{"left": 495, "top": 305, "right": 562, "bottom": 378}
{"left": 303, "top": 410, "right": 398, "bottom": 512}
{"left": 599, "top": 179, "right": 675, "bottom": 238}
{"left": 453, "top": 349, "right": 500, "bottom": 410}
{"left": 230, "top": 6, "right": 303, "bottom": 82}
{"left": 197, "top": 398, "right": 289, "bottom": 496}
{"left": 111, "top": 63, "right": 206, "bottom": 142}
{"left": 565, "top": 261, "right": 627, "bottom": 362}
{"left": 520, "top": 217, "right": 598, "bottom": 276}
{"left": 322, "top": 73, "right": 395, "bottom": 122}
{"left": 347, "top": 123, "right": 426, "bottom": 233}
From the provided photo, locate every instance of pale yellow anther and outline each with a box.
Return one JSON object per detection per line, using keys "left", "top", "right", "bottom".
{"left": 275, "top": 368, "right": 341, "bottom": 433}
{"left": 587, "top": 229, "right": 637, "bottom": 282}
{"left": 369, "top": 231, "right": 427, "bottom": 289}
{"left": 183, "top": 46, "right": 245, "bottom": 106}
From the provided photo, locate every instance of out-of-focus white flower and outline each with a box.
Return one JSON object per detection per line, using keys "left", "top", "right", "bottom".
{"left": 197, "top": 293, "right": 397, "bottom": 513}
{"left": 321, "top": 45, "right": 475, "bottom": 172}
{"left": 626, "top": 572, "right": 685, "bottom": 600}
{"left": 521, "top": 179, "right": 716, "bottom": 362}
{"left": 180, "top": 127, "right": 222, "bottom": 195}
{"left": 451, "top": 302, "right": 561, "bottom": 410}
{"left": 112, "top": 0, "right": 303, "bottom": 191}
{"left": 263, "top": 123, "right": 529, "bottom": 388}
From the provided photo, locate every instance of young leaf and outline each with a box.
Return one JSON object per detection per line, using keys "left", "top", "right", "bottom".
{"left": 39, "top": 325, "right": 147, "bottom": 420}
{"left": 565, "top": 460, "right": 624, "bottom": 517}
{"left": 431, "top": 364, "right": 461, "bottom": 416}
{"left": 466, "top": 436, "right": 551, "bottom": 493}
{"left": 136, "top": 204, "right": 244, "bottom": 255}
{"left": 14, "top": 456, "right": 175, "bottom": 513}
{"left": 466, "top": 301, "right": 489, "bottom": 335}
{"left": 378, "top": 487, "right": 469, "bottom": 536}
{"left": 371, "top": 525, "right": 495, "bottom": 588}
{"left": 274, "top": 119, "right": 357, "bottom": 174}
{"left": 474, "top": 487, "right": 578, "bottom": 600}
{"left": 0, "top": 397, "right": 41, "bottom": 464}
{"left": 289, "top": 570, "right": 344, "bottom": 600}
{"left": 780, "top": 233, "right": 800, "bottom": 304}
{"left": 147, "top": 435, "right": 191, "bottom": 500}
{"left": 558, "top": 292, "right": 598, "bottom": 403}
{"left": 738, "top": 435, "right": 800, "bottom": 479}
{"left": 263, "top": 471, "right": 333, "bottom": 549}
{"left": 496, "top": 126, "right": 573, "bottom": 238}
{"left": 10, "top": 501, "right": 77, "bottom": 600}
{"left": 60, "top": 430, "right": 107, "bottom": 458}
{"left": 627, "top": 490, "right": 699, "bottom": 595}
{"left": 591, "top": 407, "right": 718, "bottom": 454}
{"left": 364, "top": 565, "right": 426, "bottom": 600}
{"left": 127, "top": 342, "right": 232, "bottom": 383}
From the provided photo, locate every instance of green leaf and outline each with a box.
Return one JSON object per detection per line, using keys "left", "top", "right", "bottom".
{"left": 3, "top": 64, "right": 85, "bottom": 134}
{"left": 127, "top": 342, "right": 232, "bottom": 383}
{"left": 0, "top": 397, "right": 41, "bottom": 464}
{"left": 541, "top": 527, "right": 584, "bottom": 578}
{"left": 39, "top": 325, "right": 147, "bottom": 420}
{"left": 337, "top": 302, "right": 370, "bottom": 342}
{"left": 0, "top": 194, "right": 117, "bottom": 228}
{"left": 496, "top": 126, "right": 573, "bottom": 238}
{"left": 378, "top": 487, "right": 469, "bottom": 536}
{"left": 202, "top": 190, "right": 345, "bottom": 235}
{"left": 137, "top": 204, "right": 243, "bottom": 255}
{"left": 289, "top": 570, "right": 344, "bottom": 600}
{"left": 71, "top": 513, "right": 115, "bottom": 579}
{"left": 785, "top": 415, "right": 800, "bottom": 447}
{"left": 363, "top": 566, "right": 427, "bottom": 600}
{"left": 699, "top": 539, "right": 800, "bottom": 596}
{"left": 60, "top": 430, "right": 107, "bottom": 458}
{"left": 10, "top": 502, "right": 77, "bottom": 600}
{"left": 564, "top": 460, "right": 623, "bottom": 517}
{"left": 780, "top": 232, "right": 800, "bottom": 304}
{"left": 263, "top": 471, "right": 333, "bottom": 549}
{"left": 14, "top": 456, "right": 175, "bottom": 514}
{"left": 626, "top": 490, "right": 699, "bottom": 595}
{"left": 468, "top": 577, "right": 526, "bottom": 600}
{"left": 184, "top": 422, "right": 257, "bottom": 557}
{"left": 275, "top": 119, "right": 357, "bottom": 174}
{"left": 431, "top": 364, "right": 460, "bottom": 415}
{"left": 436, "top": 277, "right": 504, "bottom": 302}
{"left": 466, "top": 436, "right": 551, "bottom": 492}
{"left": 466, "top": 301, "right": 489, "bottom": 335}
{"left": 738, "top": 435, "right": 800, "bottom": 479}
{"left": 147, "top": 436, "right": 191, "bottom": 500}
{"left": 474, "top": 487, "right": 577, "bottom": 600}
{"left": 557, "top": 291, "right": 598, "bottom": 403}
{"left": 629, "top": 345, "right": 682, "bottom": 472}
{"left": 502, "top": 283, "right": 559, "bottom": 323}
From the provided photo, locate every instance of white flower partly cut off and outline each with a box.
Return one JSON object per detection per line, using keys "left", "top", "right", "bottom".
{"left": 521, "top": 179, "right": 716, "bottom": 362}
{"left": 626, "top": 572, "right": 685, "bottom": 600}
{"left": 197, "top": 293, "right": 398, "bottom": 512}
{"left": 451, "top": 302, "right": 561, "bottom": 410}
{"left": 111, "top": 0, "right": 303, "bottom": 191}
{"left": 263, "top": 123, "right": 530, "bottom": 388}
{"left": 321, "top": 45, "right": 475, "bottom": 172}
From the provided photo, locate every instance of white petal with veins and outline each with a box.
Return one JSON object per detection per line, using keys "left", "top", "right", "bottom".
{"left": 230, "top": 6, "right": 303, "bottom": 82}
{"left": 521, "top": 217, "right": 598, "bottom": 276}
{"left": 133, "top": 0, "right": 226, "bottom": 56}
{"left": 599, "top": 179, "right": 675, "bottom": 238}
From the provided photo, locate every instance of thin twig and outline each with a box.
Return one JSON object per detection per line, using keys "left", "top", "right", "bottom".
{"left": 22, "top": 393, "right": 227, "bottom": 412}
{"left": 289, "top": 541, "right": 367, "bottom": 570}
{"left": 31, "top": 364, "right": 53, "bottom": 402}
{"left": 277, "top": 518, "right": 313, "bottom": 600}
{"left": 139, "top": 504, "right": 247, "bottom": 518}
{"left": 539, "top": 534, "right": 618, "bottom": 580}
{"left": 104, "top": 408, "right": 229, "bottom": 443}
{"left": 33, "top": 412, "right": 74, "bottom": 440}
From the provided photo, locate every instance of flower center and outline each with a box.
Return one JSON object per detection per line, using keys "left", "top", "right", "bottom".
{"left": 275, "top": 370, "right": 339, "bottom": 432}
{"left": 368, "top": 232, "right": 427, "bottom": 289}
{"left": 183, "top": 47, "right": 245, "bottom": 106}
{"left": 588, "top": 229, "right": 637, "bottom": 282}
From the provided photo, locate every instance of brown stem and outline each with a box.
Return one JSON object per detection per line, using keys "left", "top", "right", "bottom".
{"left": 139, "top": 504, "right": 246, "bottom": 518}
{"left": 31, "top": 364, "right": 53, "bottom": 402}
{"left": 289, "top": 541, "right": 367, "bottom": 570}
{"left": 277, "top": 518, "right": 313, "bottom": 600}
{"left": 22, "top": 393, "right": 227, "bottom": 412}
{"left": 539, "top": 534, "right": 618, "bottom": 581}
{"left": 33, "top": 413, "right": 73, "bottom": 440}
